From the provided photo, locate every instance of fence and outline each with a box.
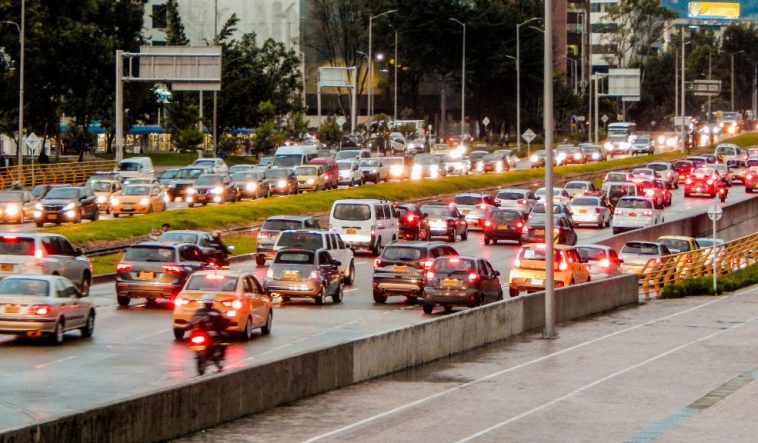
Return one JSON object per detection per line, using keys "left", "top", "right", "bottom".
{"left": 0, "top": 160, "right": 116, "bottom": 189}
{"left": 639, "top": 231, "right": 758, "bottom": 298}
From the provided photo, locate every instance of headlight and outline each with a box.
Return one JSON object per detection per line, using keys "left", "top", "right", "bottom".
{"left": 592, "top": 153, "right": 600, "bottom": 160}
{"left": 557, "top": 153, "right": 567, "bottom": 162}
{"left": 390, "top": 165, "right": 404, "bottom": 176}
{"left": 574, "top": 153, "right": 582, "bottom": 160}
{"left": 211, "top": 186, "right": 223, "bottom": 194}
{"left": 110, "top": 198, "right": 120, "bottom": 206}
{"left": 139, "top": 198, "right": 150, "bottom": 206}
{"left": 604, "top": 142, "right": 613, "bottom": 150}
{"left": 657, "top": 135, "right": 666, "bottom": 145}
{"left": 277, "top": 180, "right": 286, "bottom": 188}
{"left": 35, "top": 203, "right": 43, "bottom": 211}
{"left": 5, "top": 205, "right": 18, "bottom": 216}
{"left": 186, "top": 187, "right": 196, "bottom": 195}
{"left": 728, "top": 126, "right": 736, "bottom": 134}
{"left": 245, "top": 183, "right": 257, "bottom": 191}
{"left": 530, "top": 155, "right": 538, "bottom": 163}
{"left": 65, "top": 210, "right": 76, "bottom": 219}
{"left": 63, "top": 203, "right": 75, "bottom": 211}
{"left": 340, "top": 171, "right": 351, "bottom": 178}
{"left": 666, "top": 138, "right": 676, "bottom": 147}
{"left": 412, "top": 165, "right": 421, "bottom": 173}
{"left": 307, "top": 178, "right": 315, "bottom": 185}
{"left": 96, "top": 195, "right": 107, "bottom": 204}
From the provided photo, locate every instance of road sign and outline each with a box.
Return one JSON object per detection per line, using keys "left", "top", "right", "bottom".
{"left": 605, "top": 68, "right": 640, "bottom": 97}
{"left": 522, "top": 129, "right": 536, "bottom": 143}
{"left": 575, "top": 116, "right": 586, "bottom": 122}
{"left": 137, "top": 46, "right": 222, "bottom": 91}
{"left": 693, "top": 80, "right": 722, "bottom": 97}
{"left": 707, "top": 204, "right": 723, "bottom": 221}
{"left": 482, "top": 117, "right": 490, "bottom": 127}
{"left": 336, "top": 116, "right": 347, "bottom": 127}
{"left": 25, "top": 133, "right": 40, "bottom": 154}
{"left": 601, "top": 114, "right": 609, "bottom": 123}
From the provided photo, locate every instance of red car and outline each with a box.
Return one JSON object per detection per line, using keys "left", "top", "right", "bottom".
{"left": 671, "top": 160, "right": 694, "bottom": 184}
{"left": 745, "top": 167, "right": 758, "bottom": 193}
{"left": 684, "top": 168, "right": 720, "bottom": 198}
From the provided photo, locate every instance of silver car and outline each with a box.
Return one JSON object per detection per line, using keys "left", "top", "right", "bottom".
{"left": 494, "top": 188, "right": 536, "bottom": 216}
{"left": 647, "top": 162, "right": 678, "bottom": 189}
{"left": 569, "top": 196, "right": 611, "bottom": 228}
{"left": 0, "top": 275, "right": 95, "bottom": 344}
{"left": 0, "top": 190, "right": 36, "bottom": 224}
{"left": 576, "top": 245, "right": 623, "bottom": 281}
{"left": 0, "top": 233, "right": 92, "bottom": 295}
{"left": 619, "top": 241, "right": 671, "bottom": 275}
{"left": 563, "top": 180, "right": 596, "bottom": 198}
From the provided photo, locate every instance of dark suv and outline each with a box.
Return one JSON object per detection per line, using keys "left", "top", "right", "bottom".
{"left": 167, "top": 167, "right": 209, "bottom": 201}
{"left": 372, "top": 241, "right": 458, "bottom": 304}
{"left": 422, "top": 255, "right": 503, "bottom": 314}
{"left": 187, "top": 174, "right": 237, "bottom": 207}
{"left": 115, "top": 242, "right": 210, "bottom": 307}
{"left": 420, "top": 203, "right": 468, "bottom": 242}
{"left": 34, "top": 186, "right": 99, "bottom": 227}
{"left": 396, "top": 203, "right": 430, "bottom": 241}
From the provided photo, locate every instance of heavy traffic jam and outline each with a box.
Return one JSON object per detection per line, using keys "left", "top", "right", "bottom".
{"left": 0, "top": 136, "right": 756, "bottom": 373}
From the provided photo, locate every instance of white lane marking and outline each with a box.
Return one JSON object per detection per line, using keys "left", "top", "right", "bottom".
{"left": 34, "top": 355, "right": 77, "bottom": 369}
{"left": 345, "top": 288, "right": 360, "bottom": 293}
{"left": 456, "top": 312, "right": 758, "bottom": 442}
{"left": 134, "top": 328, "right": 170, "bottom": 341}
{"left": 303, "top": 296, "right": 727, "bottom": 442}
{"left": 244, "top": 343, "right": 292, "bottom": 361}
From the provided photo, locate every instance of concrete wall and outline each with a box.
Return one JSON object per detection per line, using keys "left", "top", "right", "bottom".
{"left": 1, "top": 275, "right": 638, "bottom": 443}
{"left": 598, "top": 194, "right": 758, "bottom": 251}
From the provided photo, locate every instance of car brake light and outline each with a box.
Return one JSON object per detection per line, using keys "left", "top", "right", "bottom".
{"left": 747, "top": 174, "right": 753, "bottom": 180}
{"left": 594, "top": 207, "right": 601, "bottom": 214}
{"left": 174, "top": 297, "right": 189, "bottom": 306}
{"left": 373, "top": 258, "right": 382, "bottom": 268}
{"left": 309, "top": 270, "right": 319, "bottom": 280}
{"left": 190, "top": 335, "right": 206, "bottom": 345}
{"left": 654, "top": 257, "right": 663, "bottom": 265}
{"left": 599, "top": 258, "right": 611, "bottom": 268}
{"left": 34, "top": 248, "right": 45, "bottom": 259}
{"left": 406, "top": 214, "right": 416, "bottom": 222}
{"left": 467, "top": 272, "right": 479, "bottom": 283}
{"left": 161, "top": 264, "right": 184, "bottom": 275}
{"left": 516, "top": 221, "right": 523, "bottom": 228}
{"left": 418, "top": 258, "right": 433, "bottom": 269}
{"left": 643, "top": 210, "right": 652, "bottom": 216}
{"left": 222, "top": 299, "right": 243, "bottom": 309}
{"left": 205, "top": 274, "right": 225, "bottom": 280}
{"left": 645, "top": 189, "right": 655, "bottom": 195}
{"left": 707, "top": 179, "right": 713, "bottom": 185}
{"left": 522, "top": 225, "right": 529, "bottom": 233}
{"left": 483, "top": 219, "right": 492, "bottom": 228}
{"left": 32, "top": 304, "right": 51, "bottom": 315}
{"left": 558, "top": 260, "right": 568, "bottom": 271}
{"left": 426, "top": 271, "right": 435, "bottom": 280}
{"left": 685, "top": 178, "right": 693, "bottom": 185}
{"left": 116, "top": 262, "right": 133, "bottom": 272}
{"left": 479, "top": 202, "right": 487, "bottom": 210}
{"left": 449, "top": 257, "right": 460, "bottom": 264}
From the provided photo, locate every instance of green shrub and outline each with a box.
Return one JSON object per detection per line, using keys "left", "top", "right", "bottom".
{"left": 661, "top": 262, "right": 758, "bottom": 298}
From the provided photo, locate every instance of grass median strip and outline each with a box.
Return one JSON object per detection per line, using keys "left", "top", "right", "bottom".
{"left": 50, "top": 147, "right": 708, "bottom": 249}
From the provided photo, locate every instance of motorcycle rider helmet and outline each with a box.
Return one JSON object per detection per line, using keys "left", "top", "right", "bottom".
{"left": 201, "top": 294, "right": 215, "bottom": 309}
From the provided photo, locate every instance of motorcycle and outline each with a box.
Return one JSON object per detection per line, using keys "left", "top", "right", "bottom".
{"left": 718, "top": 185, "right": 728, "bottom": 203}
{"left": 189, "top": 327, "right": 226, "bottom": 375}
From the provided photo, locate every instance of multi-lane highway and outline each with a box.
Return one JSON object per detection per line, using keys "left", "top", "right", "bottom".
{"left": 0, "top": 184, "right": 753, "bottom": 431}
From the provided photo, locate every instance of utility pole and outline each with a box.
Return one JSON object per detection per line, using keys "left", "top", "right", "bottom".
{"left": 516, "top": 17, "right": 540, "bottom": 153}
{"left": 450, "top": 18, "right": 466, "bottom": 138}
{"left": 707, "top": 49, "right": 712, "bottom": 122}
{"left": 675, "top": 47, "right": 678, "bottom": 119}
{"left": 393, "top": 30, "right": 398, "bottom": 123}
{"left": 681, "top": 27, "right": 687, "bottom": 153}
{"left": 2, "top": 0, "right": 25, "bottom": 180}
{"left": 213, "top": 0, "right": 218, "bottom": 156}
{"left": 543, "top": 0, "right": 556, "bottom": 339}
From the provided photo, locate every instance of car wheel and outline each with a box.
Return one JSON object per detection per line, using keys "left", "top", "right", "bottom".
{"left": 461, "top": 228, "right": 468, "bottom": 241}
{"left": 444, "top": 305, "right": 454, "bottom": 313}
{"left": 80, "top": 274, "right": 91, "bottom": 297}
{"left": 188, "top": 203, "right": 195, "bottom": 208}
{"left": 117, "top": 296, "right": 130, "bottom": 308}
{"left": 344, "top": 261, "right": 355, "bottom": 285}
{"left": 173, "top": 328, "right": 185, "bottom": 341}
{"left": 315, "top": 287, "right": 325, "bottom": 305}
{"left": 255, "top": 255, "right": 266, "bottom": 267}
{"left": 448, "top": 232, "right": 456, "bottom": 243}
{"left": 373, "top": 288, "right": 387, "bottom": 304}
{"left": 243, "top": 316, "right": 254, "bottom": 341}
{"left": 113, "top": 213, "right": 119, "bottom": 218}
{"left": 35, "top": 221, "right": 44, "bottom": 227}
{"left": 333, "top": 283, "right": 343, "bottom": 303}
{"left": 50, "top": 320, "right": 64, "bottom": 345}
{"left": 80, "top": 310, "right": 95, "bottom": 338}
{"left": 422, "top": 304, "right": 434, "bottom": 314}
{"left": 261, "top": 310, "right": 273, "bottom": 335}
{"left": 484, "top": 237, "right": 491, "bottom": 245}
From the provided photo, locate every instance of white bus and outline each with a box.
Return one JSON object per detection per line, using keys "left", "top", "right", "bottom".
{"left": 604, "top": 122, "right": 637, "bottom": 155}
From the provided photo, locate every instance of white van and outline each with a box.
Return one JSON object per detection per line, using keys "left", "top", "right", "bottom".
{"left": 116, "top": 157, "right": 154, "bottom": 180}
{"left": 714, "top": 143, "right": 745, "bottom": 162}
{"left": 329, "top": 199, "right": 398, "bottom": 255}
{"left": 272, "top": 145, "right": 318, "bottom": 168}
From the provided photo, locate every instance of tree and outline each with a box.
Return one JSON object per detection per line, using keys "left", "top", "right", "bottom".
{"left": 604, "top": 0, "right": 676, "bottom": 68}
{"left": 164, "top": 0, "right": 189, "bottom": 45}
{"left": 318, "top": 117, "right": 343, "bottom": 147}
{"left": 286, "top": 112, "right": 310, "bottom": 141}
{"left": 174, "top": 128, "right": 204, "bottom": 152}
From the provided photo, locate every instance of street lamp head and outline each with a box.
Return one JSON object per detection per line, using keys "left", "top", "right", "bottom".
{"left": 372, "top": 9, "right": 397, "bottom": 20}
{"left": 375, "top": 53, "right": 384, "bottom": 61}
{"left": 519, "top": 17, "right": 541, "bottom": 27}
{"left": 528, "top": 25, "right": 544, "bottom": 33}
{"left": 449, "top": 17, "right": 465, "bottom": 27}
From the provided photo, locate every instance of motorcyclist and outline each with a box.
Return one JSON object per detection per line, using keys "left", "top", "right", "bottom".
{"left": 191, "top": 295, "right": 228, "bottom": 358}
{"left": 206, "top": 231, "right": 232, "bottom": 267}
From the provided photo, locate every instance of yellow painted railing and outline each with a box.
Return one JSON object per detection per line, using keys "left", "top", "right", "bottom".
{"left": 0, "top": 160, "right": 116, "bottom": 189}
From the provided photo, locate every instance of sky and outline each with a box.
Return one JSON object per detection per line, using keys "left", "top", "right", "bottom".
{"left": 661, "top": 1, "right": 757, "bottom": 19}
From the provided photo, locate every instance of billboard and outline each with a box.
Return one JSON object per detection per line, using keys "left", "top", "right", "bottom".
{"left": 688, "top": 2, "right": 741, "bottom": 19}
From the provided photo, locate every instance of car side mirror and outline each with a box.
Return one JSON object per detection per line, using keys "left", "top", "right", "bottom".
{"left": 333, "top": 260, "right": 341, "bottom": 267}
{"left": 617, "top": 258, "right": 624, "bottom": 264}
{"left": 75, "top": 248, "right": 84, "bottom": 256}
{"left": 493, "top": 271, "right": 500, "bottom": 277}
{"left": 227, "top": 245, "right": 235, "bottom": 253}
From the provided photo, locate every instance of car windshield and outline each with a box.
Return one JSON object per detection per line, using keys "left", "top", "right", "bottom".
{"left": 636, "top": 136, "right": 651, "bottom": 143}
{"left": 124, "top": 246, "right": 177, "bottom": 262}
{"left": 422, "top": 206, "right": 452, "bottom": 218}
{"left": 231, "top": 172, "right": 262, "bottom": 182}
{"left": 715, "top": 146, "right": 736, "bottom": 155}
{"left": 532, "top": 204, "right": 566, "bottom": 214}
{"left": 454, "top": 196, "right": 485, "bottom": 206}
{"left": 118, "top": 162, "right": 141, "bottom": 172}
{"left": 633, "top": 169, "right": 653, "bottom": 176}
{"left": 185, "top": 275, "right": 238, "bottom": 292}
{"left": 535, "top": 188, "right": 565, "bottom": 197}
{"left": 159, "top": 232, "right": 199, "bottom": 243}
{"left": 337, "top": 162, "right": 354, "bottom": 170}
{"left": 571, "top": 197, "right": 600, "bottom": 206}
{"left": 89, "top": 181, "right": 113, "bottom": 192}
{"left": 195, "top": 176, "right": 223, "bottom": 186}
{"left": 295, "top": 166, "right": 319, "bottom": 175}
{"left": 0, "top": 237, "right": 35, "bottom": 255}
{"left": 45, "top": 188, "right": 80, "bottom": 200}
{"left": 414, "top": 156, "right": 436, "bottom": 165}
{"left": 274, "top": 251, "right": 314, "bottom": 264}
{"left": 332, "top": 203, "right": 371, "bottom": 221}
{"left": 431, "top": 257, "right": 476, "bottom": 274}
{"left": 582, "top": 147, "right": 602, "bottom": 153}
{"left": 673, "top": 161, "right": 692, "bottom": 170}
{"left": 194, "top": 160, "right": 218, "bottom": 168}
{"left": 265, "top": 169, "right": 290, "bottom": 179}
{"left": 648, "top": 163, "right": 667, "bottom": 171}
{"left": 123, "top": 186, "right": 150, "bottom": 196}
{"left": 259, "top": 157, "right": 273, "bottom": 166}
{"left": 335, "top": 151, "right": 360, "bottom": 160}
{"left": 381, "top": 246, "right": 424, "bottom": 262}
{"left": 496, "top": 191, "right": 525, "bottom": 200}
{"left": 262, "top": 219, "right": 303, "bottom": 231}
{"left": 617, "top": 199, "right": 652, "bottom": 209}
{"left": 482, "top": 154, "right": 500, "bottom": 161}
{"left": 622, "top": 242, "right": 660, "bottom": 255}
{"left": 469, "top": 152, "right": 488, "bottom": 160}
{"left": 659, "top": 239, "right": 691, "bottom": 253}
{"left": 565, "top": 182, "right": 588, "bottom": 189}
{"left": 160, "top": 170, "right": 178, "bottom": 179}
{"left": 692, "top": 168, "right": 715, "bottom": 176}
{"left": 360, "top": 159, "right": 381, "bottom": 167}
{"left": 0, "top": 192, "right": 23, "bottom": 203}
{"left": 272, "top": 156, "right": 300, "bottom": 167}
{"left": 492, "top": 210, "right": 521, "bottom": 222}
{"left": 0, "top": 278, "right": 49, "bottom": 297}
{"left": 176, "top": 169, "right": 204, "bottom": 179}
{"left": 725, "top": 160, "right": 742, "bottom": 168}
{"left": 577, "top": 247, "right": 606, "bottom": 261}
{"left": 277, "top": 232, "right": 322, "bottom": 250}
{"left": 607, "top": 184, "right": 634, "bottom": 196}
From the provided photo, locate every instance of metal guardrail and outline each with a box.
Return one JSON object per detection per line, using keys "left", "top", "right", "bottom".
{"left": 0, "top": 160, "right": 116, "bottom": 189}
{"left": 639, "top": 231, "right": 758, "bottom": 299}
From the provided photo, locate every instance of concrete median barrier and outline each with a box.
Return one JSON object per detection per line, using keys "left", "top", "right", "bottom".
{"left": 0, "top": 274, "right": 638, "bottom": 443}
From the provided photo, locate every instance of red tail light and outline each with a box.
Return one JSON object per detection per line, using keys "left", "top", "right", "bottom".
{"left": 479, "top": 202, "right": 487, "bottom": 210}
{"left": 522, "top": 225, "right": 529, "bottom": 233}
{"left": 425, "top": 271, "right": 435, "bottom": 280}
{"left": 32, "top": 304, "right": 51, "bottom": 315}
{"left": 449, "top": 257, "right": 460, "bottom": 264}
{"left": 483, "top": 219, "right": 492, "bottom": 228}
{"left": 467, "top": 272, "right": 479, "bottom": 283}
{"left": 190, "top": 334, "right": 206, "bottom": 345}
{"left": 707, "top": 179, "right": 713, "bottom": 185}
{"left": 373, "top": 258, "right": 382, "bottom": 269}
{"left": 116, "top": 262, "right": 133, "bottom": 272}
{"left": 747, "top": 174, "right": 753, "bottom": 180}
{"left": 516, "top": 221, "right": 523, "bottom": 228}
{"left": 558, "top": 260, "right": 568, "bottom": 271}
{"left": 34, "top": 248, "right": 45, "bottom": 259}
{"left": 594, "top": 207, "right": 601, "bottom": 214}
{"left": 406, "top": 214, "right": 416, "bottom": 222}
{"left": 324, "top": 174, "right": 330, "bottom": 180}
{"left": 654, "top": 257, "right": 663, "bottom": 265}
{"left": 418, "top": 258, "right": 433, "bottom": 270}
{"left": 685, "top": 178, "right": 692, "bottom": 185}
{"left": 221, "top": 299, "right": 243, "bottom": 309}
{"left": 161, "top": 264, "right": 185, "bottom": 275}
{"left": 719, "top": 188, "right": 726, "bottom": 194}
{"left": 174, "top": 297, "right": 190, "bottom": 306}
{"left": 599, "top": 258, "right": 611, "bottom": 268}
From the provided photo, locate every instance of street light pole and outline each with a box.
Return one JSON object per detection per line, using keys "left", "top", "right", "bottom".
{"left": 394, "top": 30, "right": 398, "bottom": 123}
{"left": 368, "top": 9, "right": 396, "bottom": 119}
{"left": 213, "top": 0, "right": 218, "bottom": 156}
{"left": 2, "top": 0, "right": 24, "bottom": 182}
{"left": 450, "top": 18, "right": 466, "bottom": 138}
{"left": 681, "top": 27, "right": 687, "bottom": 153}
{"left": 729, "top": 51, "right": 744, "bottom": 111}
{"left": 543, "top": 0, "right": 556, "bottom": 339}
{"left": 516, "top": 17, "right": 540, "bottom": 154}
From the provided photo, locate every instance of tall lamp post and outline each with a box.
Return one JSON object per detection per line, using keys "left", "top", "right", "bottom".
{"left": 2, "top": 0, "right": 24, "bottom": 182}
{"left": 728, "top": 50, "right": 744, "bottom": 111}
{"left": 449, "top": 18, "right": 466, "bottom": 139}
{"left": 368, "top": 9, "right": 396, "bottom": 119}
{"left": 515, "top": 17, "right": 540, "bottom": 153}
{"left": 543, "top": 0, "right": 556, "bottom": 338}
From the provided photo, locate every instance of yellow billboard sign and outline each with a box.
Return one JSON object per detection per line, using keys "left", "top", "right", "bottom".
{"left": 688, "top": 2, "right": 741, "bottom": 19}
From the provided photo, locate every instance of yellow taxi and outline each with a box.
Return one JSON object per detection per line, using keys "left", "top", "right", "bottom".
{"left": 508, "top": 243, "right": 590, "bottom": 297}
{"left": 294, "top": 165, "right": 327, "bottom": 192}
{"left": 89, "top": 179, "right": 122, "bottom": 213}
{"left": 172, "top": 270, "right": 273, "bottom": 341}
{"left": 110, "top": 184, "right": 168, "bottom": 217}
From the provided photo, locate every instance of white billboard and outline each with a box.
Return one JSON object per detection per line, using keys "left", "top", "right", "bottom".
{"left": 607, "top": 68, "right": 640, "bottom": 98}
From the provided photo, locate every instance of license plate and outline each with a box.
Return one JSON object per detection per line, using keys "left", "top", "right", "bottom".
{"left": 190, "top": 345, "right": 206, "bottom": 352}
{"left": 4, "top": 305, "right": 19, "bottom": 314}
{"left": 578, "top": 209, "right": 587, "bottom": 214}
{"left": 462, "top": 209, "right": 470, "bottom": 214}
{"left": 628, "top": 212, "right": 637, "bottom": 217}
{"left": 48, "top": 214, "right": 57, "bottom": 220}
{"left": 392, "top": 265, "right": 407, "bottom": 273}
{"left": 535, "top": 229, "right": 544, "bottom": 236}
{"left": 283, "top": 271, "right": 299, "bottom": 281}
{"left": 442, "top": 278, "right": 458, "bottom": 288}
{"left": 0, "top": 264, "right": 12, "bottom": 272}
{"left": 138, "top": 271, "right": 154, "bottom": 280}
{"left": 696, "top": 187, "right": 702, "bottom": 193}
{"left": 346, "top": 228, "right": 357, "bottom": 235}
{"left": 497, "top": 225, "right": 508, "bottom": 230}
{"left": 530, "top": 278, "right": 544, "bottom": 286}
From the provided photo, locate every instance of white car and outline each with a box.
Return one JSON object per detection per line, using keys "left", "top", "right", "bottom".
{"left": 337, "top": 160, "right": 363, "bottom": 186}
{"left": 192, "top": 158, "right": 229, "bottom": 175}
{"left": 535, "top": 187, "right": 571, "bottom": 205}
{"left": 494, "top": 188, "right": 536, "bottom": 216}
{"left": 576, "top": 245, "right": 623, "bottom": 281}
{"left": 569, "top": 196, "right": 612, "bottom": 228}
{"left": 563, "top": 180, "right": 596, "bottom": 197}
{"left": 329, "top": 199, "right": 398, "bottom": 255}
{"left": 358, "top": 158, "right": 389, "bottom": 183}
{"left": 611, "top": 196, "right": 663, "bottom": 235}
